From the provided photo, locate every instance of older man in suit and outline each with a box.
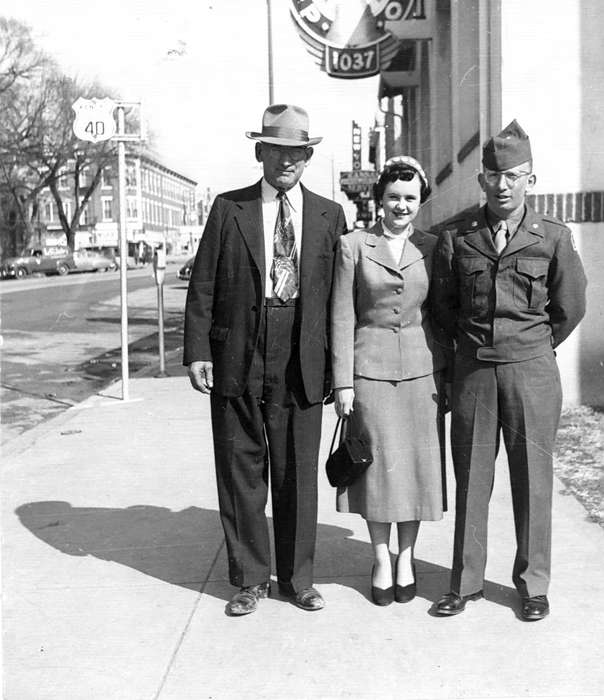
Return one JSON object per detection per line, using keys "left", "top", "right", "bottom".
{"left": 184, "top": 104, "right": 347, "bottom": 616}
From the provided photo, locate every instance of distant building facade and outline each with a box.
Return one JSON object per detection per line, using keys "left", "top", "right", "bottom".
{"left": 39, "top": 152, "right": 201, "bottom": 255}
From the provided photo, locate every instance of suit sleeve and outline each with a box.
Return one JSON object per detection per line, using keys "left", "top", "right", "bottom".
{"left": 547, "top": 228, "right": 587, "bottom": 347}
{"left": 430, "top": 229, "right": 459, "bottom": 342}
{"left": 182, "top": 196, "right": 224, "bottom": 365}
{"left": 330, "top": 234, "right": 355, "bottom": 389}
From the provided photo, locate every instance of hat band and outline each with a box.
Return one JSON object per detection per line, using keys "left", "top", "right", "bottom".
{"left": 261, "top": 126, "right": 309, "bottom": 141}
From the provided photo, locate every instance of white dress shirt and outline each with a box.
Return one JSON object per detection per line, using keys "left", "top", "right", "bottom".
{"left": 261, "top": 178, "right": 303, "bottom": 298}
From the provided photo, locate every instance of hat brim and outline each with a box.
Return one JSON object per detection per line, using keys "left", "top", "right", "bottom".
{"left": 246, "top": 132, "right": 322, "bottom": 147}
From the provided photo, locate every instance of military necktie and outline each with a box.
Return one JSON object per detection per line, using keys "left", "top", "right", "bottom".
{"left": 271, "top": 191, "right": 298, "bottom": 301}
{"left": 493, "top": 220, "right": 509, "bottom": 255}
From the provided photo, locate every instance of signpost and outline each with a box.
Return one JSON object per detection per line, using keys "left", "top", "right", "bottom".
{"left": 72, "top": 98, "right": 144, "bottom": 401}
{"left": 152, "top": 245, "right": 168, "bottom": 378}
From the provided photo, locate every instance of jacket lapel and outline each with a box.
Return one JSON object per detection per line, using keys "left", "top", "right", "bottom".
{"left": 364, "top": 222, "right": 402, "bottom": 275}
{"left": 299, "top": 185, "right": 328, "bottom": 296}
{"left": 400, "top": 228, "right": 428, "bottom": 270}
{"left": 462, "top": 209, "right": 499, "bottom": 261}
{"left": 233, "top": 181, "right": 265, "bottom": 286}
{"left": 502, "top": 207, "right": 544, "bottom": 257}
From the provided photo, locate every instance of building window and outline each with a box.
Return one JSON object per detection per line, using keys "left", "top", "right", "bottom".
{"left": 44, "top": 201, "right": 54, "bottom": 222}
{"left": 63, "top": 200, "right": 72, "bottom": 223}
{"left": 79, "top": 200, "right": 89, "bottom": 226}
{"left": 101, "top": 167, "right": 113, "bottom": 188}
{"left": 126, "top": 163, "right": 137, "bottom": 188}
{"left": 127, "top": 196, "right": 138, "bottom": 219}
{"left": 78, "top": 167, "right": 90, "bottom": 188}
{"left": 102, "top": 197, "right": 113, "bottom": 221}
{"left": 59, "top": 170, "right": 69, "bottom": 189}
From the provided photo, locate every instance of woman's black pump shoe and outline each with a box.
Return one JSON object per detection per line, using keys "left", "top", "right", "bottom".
{"left": 395, "top": 561, "right": 416, "bottom": 603}
{"left": 371, "top": 564, "right": 393, "bottom": 606}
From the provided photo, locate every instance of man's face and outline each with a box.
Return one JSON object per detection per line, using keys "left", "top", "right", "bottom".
{"left": 478, "top": 161, "right": 536, "bottom": 219}
{"left": 256, "top": 142, "right": 313, "bottom": 191}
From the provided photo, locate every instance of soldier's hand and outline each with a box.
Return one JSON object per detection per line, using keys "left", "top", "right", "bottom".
{"left": 188, "top": 361, "right": 213, "bottom": 394}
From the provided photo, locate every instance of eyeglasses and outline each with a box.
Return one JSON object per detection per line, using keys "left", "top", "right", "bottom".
{"left": 264, "top": 145, "right": 309, "bottom": 162}
{"left": 484, "top": 170, "right": 532, "bottom": 186}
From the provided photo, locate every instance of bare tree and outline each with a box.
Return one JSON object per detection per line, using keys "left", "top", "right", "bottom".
{"left": 0, "top": 17, "right": 126, "bottom": 253}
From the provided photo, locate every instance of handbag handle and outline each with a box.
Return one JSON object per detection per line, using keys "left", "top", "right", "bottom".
{"left": 328, "top": 416, "right": 347, "bottom": 455}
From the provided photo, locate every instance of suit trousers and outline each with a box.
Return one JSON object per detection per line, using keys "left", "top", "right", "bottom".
{"left": 210, "top": 302, "right": 323, "bottom": 591}
{"left": 449, "top": 351, "right": 562, "bottom": 597}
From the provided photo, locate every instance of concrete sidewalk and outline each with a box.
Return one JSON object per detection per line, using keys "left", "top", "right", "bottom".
{"left": 2, "top": 355, "right": 604, "bottom": 700}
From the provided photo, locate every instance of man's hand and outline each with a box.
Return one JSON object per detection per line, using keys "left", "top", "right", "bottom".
{"left": 334, "top": 388, "right": 354, "bottom": 418}
{"left": 188, "top": 361, "right": 213, "bottom": 394}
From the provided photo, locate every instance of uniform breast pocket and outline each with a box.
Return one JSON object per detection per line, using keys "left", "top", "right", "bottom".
{"left": 458, "top": 257, "right": 490, "bottom": 317}
{"left": 514, "top": 258, "right": 549, "bottom": 309}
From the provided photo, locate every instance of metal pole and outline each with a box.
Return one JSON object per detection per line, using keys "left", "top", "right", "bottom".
{"left": 156, "top": 282, "right": 167, "bottom": 377}
{"left": 117, "top": 106, "right": 130, "bottom": 400}
{"left": 267, "top": 0, "right": 274, "bottom": 104}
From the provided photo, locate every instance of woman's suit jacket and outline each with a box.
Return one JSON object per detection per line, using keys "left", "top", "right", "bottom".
{"left": 331, "top": 221, "right": 449, "bottom": 388}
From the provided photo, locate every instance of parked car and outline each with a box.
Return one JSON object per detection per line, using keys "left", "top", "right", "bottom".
{"left": 0, "top": 246, "right": 75, "bottom": 279}
{"left": 74, "top": 247, "right": 118, "bottom": 272}
{"left": 177, "top": 256, "right": 195, "bottom": 281}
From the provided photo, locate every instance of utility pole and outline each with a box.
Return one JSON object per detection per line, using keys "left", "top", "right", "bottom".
{"left": 267, "top": 0, "right": 274, "bottom": 104}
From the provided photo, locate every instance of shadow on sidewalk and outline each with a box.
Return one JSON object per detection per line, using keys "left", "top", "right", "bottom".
{"left": 15, "top": 501, "right": 518, "bottom": 614}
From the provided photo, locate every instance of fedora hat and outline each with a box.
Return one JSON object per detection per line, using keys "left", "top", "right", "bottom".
{"left": 246, "top": 104, "right": 322, "bottom": 146}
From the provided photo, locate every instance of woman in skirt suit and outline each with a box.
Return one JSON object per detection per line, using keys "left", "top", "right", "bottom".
{"left": 331, "top": 156, "right": 449, "bottom": 606}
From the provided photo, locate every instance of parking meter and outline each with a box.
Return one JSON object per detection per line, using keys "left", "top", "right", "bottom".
{"left": 153, "top": 246, "right": 166, "bottom": 286}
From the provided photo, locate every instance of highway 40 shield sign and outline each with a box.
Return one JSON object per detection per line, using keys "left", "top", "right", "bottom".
{"left": 72, "top": 97, "right": 117, "bottom": 143}
{"left": 290, "top": 0, "right": 408, "bottom": 79}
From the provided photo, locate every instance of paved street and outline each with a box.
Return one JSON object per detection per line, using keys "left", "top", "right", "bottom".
{"left": 0, "top": 261, "right": 189, "bottom": 442}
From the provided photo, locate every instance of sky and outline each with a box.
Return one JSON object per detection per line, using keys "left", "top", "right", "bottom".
{"left": 3, "top": 0, "right": 380, "bottom": 209}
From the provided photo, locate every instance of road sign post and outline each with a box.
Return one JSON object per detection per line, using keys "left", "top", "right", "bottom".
{"left": 152, "top": 245, "right": 168, "bottom": 378}
{"left": 72, "top": 97, "right": 144, "bottom": 401}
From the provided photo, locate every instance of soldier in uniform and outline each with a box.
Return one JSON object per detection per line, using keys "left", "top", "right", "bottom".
{"left": 431, "top": 120, "right": 587, "bottom": 621}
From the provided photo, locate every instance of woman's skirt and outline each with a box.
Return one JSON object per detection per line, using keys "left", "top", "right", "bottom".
{"left": 336, "top": 371, "right": 445, "bottom": 522}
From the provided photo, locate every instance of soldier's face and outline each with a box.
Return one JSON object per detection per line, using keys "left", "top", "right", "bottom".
{"left": 478, "top": 161, "right": 536, "bottom": 219}
{"left": 256, "top": 143, "right": 313, "bottom": 191}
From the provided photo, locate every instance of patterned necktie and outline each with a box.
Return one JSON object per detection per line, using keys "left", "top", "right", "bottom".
{"left": 493, "top": 220, "right": 508, "bottom": 255}
{"left": 271, "top": 191, "right": 298, "bottom": 301}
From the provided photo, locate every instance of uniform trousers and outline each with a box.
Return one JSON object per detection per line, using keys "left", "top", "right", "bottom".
{"left": 210, "top": 301, "right": 323, "bottom": 592}
{"left": 450, "top": 351, "right": 562, "bottom": 598}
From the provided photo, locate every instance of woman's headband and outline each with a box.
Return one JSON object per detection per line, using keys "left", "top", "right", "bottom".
{"left": 382, "top": 155, "right": 428, "bottom": 189}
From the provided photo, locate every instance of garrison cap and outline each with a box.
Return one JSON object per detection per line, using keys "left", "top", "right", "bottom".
{"left": 482, "top": 119, "right": 532, "bottom": 170}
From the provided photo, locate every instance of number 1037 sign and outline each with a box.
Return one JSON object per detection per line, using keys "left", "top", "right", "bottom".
{"left": 72, "top": 97, "right": 117, "bottom": 143}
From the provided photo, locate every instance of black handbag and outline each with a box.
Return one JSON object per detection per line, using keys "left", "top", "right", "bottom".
{"left": 325, "top": 416, "right": 373, "bottom": 488}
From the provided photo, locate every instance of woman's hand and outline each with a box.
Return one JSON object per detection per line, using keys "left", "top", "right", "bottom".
{"left": 334, "top": 388, "right": 354, "bottom": 418}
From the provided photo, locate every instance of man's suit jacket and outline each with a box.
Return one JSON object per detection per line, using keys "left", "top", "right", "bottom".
{"left": 183, "top": 180, "right": 347, "bottom": 403}
{"left": 331, "top": 221, "right": 449, "bottom": 388}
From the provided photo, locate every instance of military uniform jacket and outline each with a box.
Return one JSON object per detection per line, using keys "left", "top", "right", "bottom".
{"left": 183, "top": 180, "right": 347, "bottom": 402}
{"left": 431, "top": 205, "right": 587, "bottom": 362}
{"left": 331, "top": 222, "right": 449, "bottom": 388}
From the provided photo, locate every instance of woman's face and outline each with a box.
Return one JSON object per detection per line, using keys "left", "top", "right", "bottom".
{"left": 381, "top": 174, "right": 422, "bottom": 233}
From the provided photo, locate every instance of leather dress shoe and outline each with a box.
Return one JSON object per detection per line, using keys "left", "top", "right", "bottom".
{"left": 521, "top": 595, "right": 549, "bottom": 621}
{"left": 371, "top": 565, "right": 393, "bottom": 606}
{"left": 225, "top": 582, "right": 270, "bottom": 616}
{"left": 395, "top": 561, "right": 416, "bottom": 604}
{"left": 435, "top": 590, "right": 483, "bottom": 616}
{"left": 279, "top": 584, "right": 325, "bottom": 611}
